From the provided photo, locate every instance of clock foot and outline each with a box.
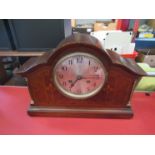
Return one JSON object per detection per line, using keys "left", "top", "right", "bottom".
{"left": 28, "top": 105, "right": 133, "bottom": 119}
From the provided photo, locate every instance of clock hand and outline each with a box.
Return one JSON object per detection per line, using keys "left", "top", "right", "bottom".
{"left": 81, "top": 75, "right": 101, "bottom": 79}
{"left": 70, "top": 75, "right": 100, "bottom": 89}
{"left": 70, "top": 75, "right": 82, "bottom": 88}
{"left": 70, "top": 78, "right": 78, "bottom": 88}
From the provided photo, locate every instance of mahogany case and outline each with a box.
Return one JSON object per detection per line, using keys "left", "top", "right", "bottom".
{"left": 15, "top": 33, "right": 146, "bottom": 118}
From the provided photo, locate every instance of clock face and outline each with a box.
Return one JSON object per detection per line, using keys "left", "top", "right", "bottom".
{"left": 53, "top": 52, "right": 107, "bottom": 99}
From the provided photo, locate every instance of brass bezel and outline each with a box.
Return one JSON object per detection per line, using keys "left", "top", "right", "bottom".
{"left": 53, "top": 52, "right": 108, "bottom": 99}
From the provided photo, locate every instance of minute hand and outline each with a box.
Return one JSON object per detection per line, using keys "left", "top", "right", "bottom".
{"left": 82, "top": 75, "right": 101, "bottom": 79}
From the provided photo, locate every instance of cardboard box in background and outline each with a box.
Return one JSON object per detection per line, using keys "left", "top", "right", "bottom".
{"left": 71, "top": 19, "right": 76, "bottom": 27}
{"left": 94, "top": 21, "right": 117, "bottom": 31}
{"left": 147, "top": 19, "right": 155, "bottom": 30}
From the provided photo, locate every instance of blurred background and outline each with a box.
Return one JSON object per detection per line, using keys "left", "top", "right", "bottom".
{"left": 0, "top": 19, "right": 155, "bottom": 92}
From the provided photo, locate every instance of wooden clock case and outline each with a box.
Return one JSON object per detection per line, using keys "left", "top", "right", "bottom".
{"left": 15, "top": 33, "right": 146, "bottom": 118}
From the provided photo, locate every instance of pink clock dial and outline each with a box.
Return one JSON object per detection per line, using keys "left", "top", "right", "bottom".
{"left": 54, "top": 52, "right": 107, "bottom": 99}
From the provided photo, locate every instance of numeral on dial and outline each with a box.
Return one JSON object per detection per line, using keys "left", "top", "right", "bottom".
{"left": 93, "top": 82, "right": 96, "bottom": 87}
{"left": 87, "top": 87, "right": 90, "bottom": 91}
{"left": 68, "top": 80, "right": 72, "bottom": 83}
{"left": 62, "top": 66, "right": 67, "bottom": 71}
{"left": 62, "top": 81, "right": 66, "bottom": 86}
{"left": 68, "top": 60, "right": 73, "bottom": 65}
{"left": 58, "top": 74, "right": 63, "bottom": 79}
{"left": 94, "top": 66, "right": 98, "bottom": 72}
{"left": 88, "top": 60, "right": 90, "bottom": 66}
{"left": 77, "top": 56, "right": 83, "bottom": 63}
{"left": 86, "top": 80, "right": 91, "bottom": 83}
{"left": 76, "top": 89, "right": 81, "bottom": 94}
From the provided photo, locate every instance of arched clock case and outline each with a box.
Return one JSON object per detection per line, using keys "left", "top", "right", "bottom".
{"left": 15, "top": 33, "right": 146, "bottom": 118}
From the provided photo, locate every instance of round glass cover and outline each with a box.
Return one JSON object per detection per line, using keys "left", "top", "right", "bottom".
{"left": 53, "top": 52, "right": 107, "bottom": 99}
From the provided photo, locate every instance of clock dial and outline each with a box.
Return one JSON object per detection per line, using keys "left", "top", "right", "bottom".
{"left": 53, "top": 52, "right": 107, "bottom": 99}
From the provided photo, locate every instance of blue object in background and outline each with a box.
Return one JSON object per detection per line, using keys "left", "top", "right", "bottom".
{"left": 135, "top": 38, "right": 155, "bottom": 49}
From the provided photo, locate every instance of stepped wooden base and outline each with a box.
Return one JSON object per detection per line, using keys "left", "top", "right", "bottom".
{"left": 28, "top": 105, "right": 133, "bottom": 119}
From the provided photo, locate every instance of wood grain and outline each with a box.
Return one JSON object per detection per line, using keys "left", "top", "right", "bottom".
{"left": 16, "top": 33, "right": 145, "bottom": 118}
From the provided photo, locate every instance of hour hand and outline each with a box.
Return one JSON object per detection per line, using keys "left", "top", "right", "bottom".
{"left": 70, "top": 75, "right": 82, "bottom": 88}
{"left": 70, "top": 78, "right": 78, "bottom": 88}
